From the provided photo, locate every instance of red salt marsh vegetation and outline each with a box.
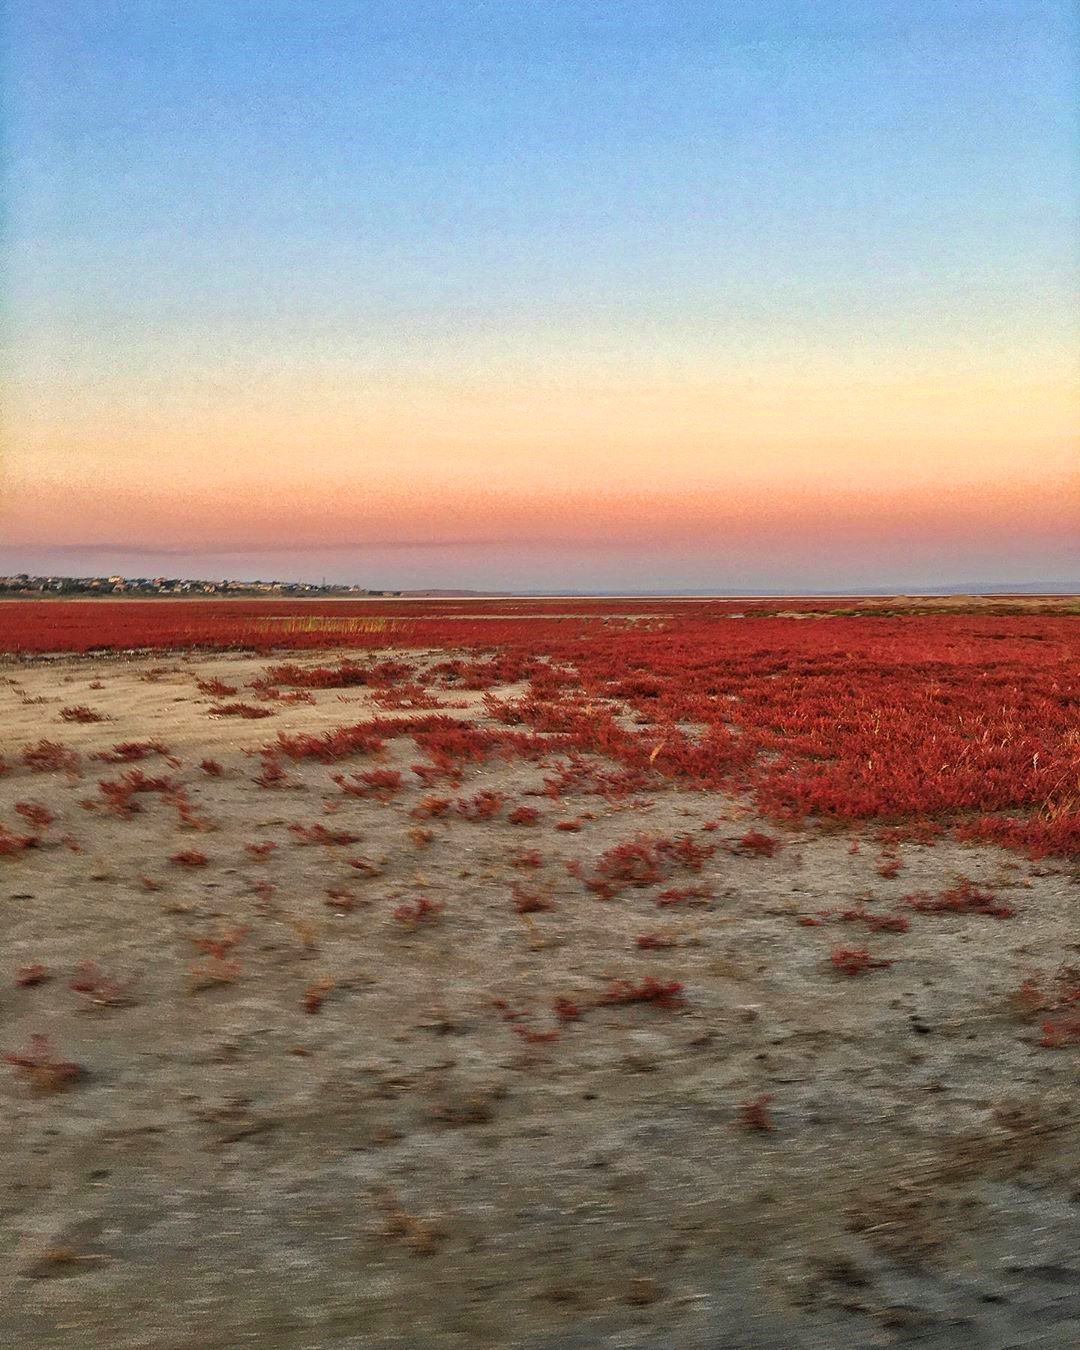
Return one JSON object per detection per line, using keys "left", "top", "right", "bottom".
{"left": 0, "top": 596, "right": 1077, "bottom": 1347}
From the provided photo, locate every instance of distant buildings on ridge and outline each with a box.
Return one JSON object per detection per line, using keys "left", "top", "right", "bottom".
{"left": 0, "top": 575, "right": 401, "bottom": 598}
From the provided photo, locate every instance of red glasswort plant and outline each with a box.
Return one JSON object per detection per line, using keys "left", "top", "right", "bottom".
{"left": 598, "top": 977, "right": 685, "bottom": 1009}
{"left": 170, "top": 849, "right": 209, "bottom": 867}
{"left": 905, "top": 878, "right": 1014, "bottom": 919}
{"left": 22, "top": 740, "right": 81, "bottom": 774}
{"left": 830, "top": 946, "right": 893, "bottom": 976}
{"left": 737, "top": 1093, "right": 775, "bottom": 1132}
{"left": 5, "top": 1035, "right": 84, "bottom": 1091}
{"left": 14, "top": 802, "right": 55, "bottom": 831}
{"left": 733, "top": 830, "right": 780, "bottom": 858}
{"left": 332, "top": 769, "right": 402, "bottom": 799}
{"left": 15, "top": 964, "right": 51, "bottom": 987}
{"left": 392, "top": 896, "right": 444, "bottom": 930}
{"left": 288, "top": 823, "right": 362, "bottom": 847}
{"left": 60, "top": 705, "right": 107, "bottom": 723}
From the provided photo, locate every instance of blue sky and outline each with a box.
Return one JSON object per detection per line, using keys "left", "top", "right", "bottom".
{"left": 4, "top": 1, "right": 1077, "bottom": 589}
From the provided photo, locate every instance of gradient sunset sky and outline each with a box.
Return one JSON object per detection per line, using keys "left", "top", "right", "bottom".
{"left": 4, "top": 1, "right": 1078, "bottom": 591}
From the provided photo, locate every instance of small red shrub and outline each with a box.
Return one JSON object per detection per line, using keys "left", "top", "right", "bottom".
{"left": 905, "top": 879, "right": 1014, "bottom": 920}
{"left": 553, "top": 996, "right": 582, "bottom": 1022}
{"left": 197, "top": 678, "right": 238, "bottom": 696}
{"left": 60, "top": 705, "right": 107, "bottom": 723}
{"left": 4, "top": 1034, "right": 84, "bottom": 1091}
{"left": 14, "top": 801, "right": 54, "bottom": 831}
{"left": 411, "top": 795, "right": 452, "bottom": 820}
{"left": 511, "top": 885, "right": 555, "bottom": 914}
{"left": 830, "top": 946, "right": 892, "bottom": 976}
{"left": 332, "top": 768, "right": 402, "bottom": 799}
{"left": 456, "top": 790, "right": 505, "bottom": 821}
{"left": 0, "top": 825, "right": 36, "bottom": 856}
{"left": 635, "top": 931, "right": 677, "bottom": 950}
{"left": 252, "top": 755, "right": 289, "bottom": 788}
{"left": 93, "top": 740, "right": 170, "bottom": 764}
{"left": 324, "top": 888, "right": 359, "bottom": 911}
{"left": 734, "top": 830, "right": 780, "bottom": 858}
{"left": 656, "top": 884, "right": 714, "bottom": 906}
{"left": 289, "top": 823, "right": 361, "bottom": 847}
{"left": 511, "top": 849, "right": 544, "bottom": 869}
{"left": 69, "top": 960, "right": 131, "bottom": 1007}
{"left": 393, "top": 896, "right": 444, "bottom": 929}
{"left": 303, "top": 977, "right": 335, "bottom": 1014}
{"left": 170, "top": 849, "right": 209, "bottom": 867}
{"left": 22, "top": 740, "right": 80, "bottom": 774}
{"left": 15, "top": 964, "right": 50, "bottom": 987}
{"left": 737, "top": 1093, "right": 775, "bottom": 1132}
{"left": 598, "top": 977, "right": 685, "bottom": 1009}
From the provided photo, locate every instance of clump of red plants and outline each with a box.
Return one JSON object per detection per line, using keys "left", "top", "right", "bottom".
{"left": 737, "top": 1093, "right": 775, "bottom": 1132}
{"left": 70, "top": 960, "right": 133, "bottom": 1008}
{"left": 188, "top": 926, "right": 246, "bottom": 989}
{"left": 904, "top": 878, "right": 1015, "bottom": 920}
{"left": 656, "top": 884, "right": 714, "bottom": 907}
{"left": 830, "top": 946, "right": 893, "bottom": 976}
{"left": 15, "top": 964, "right": 51, "bottom": 987}
{"left": 332, "top": 769, "right": 402, "bottom": 799}
{"left": 92, "top": 739, "right": 171, "bottom": 764}
{"left": 511, "top": 849, "right": 544, "bottom": 869}
{"left": 96, "top": 768, "right": 176, "bottom": 818}
{"left": 569, "top": 831, "right": 714, "bottom": 899}
{"left": 170, "top": 849, "right": 209, "bottom": 867}
{"left": 252, "top": 754, "right": 290, "bottom": 789}
{"left": 288, "top": 823, "right": 361, "bottom": 847}
{"left": 393, "top": 896, "right": 444, "bottom": 929}
{"left": 14, "top": 801, "right": 55, "bottom": 831}
{"left": 635, "top": 931, "right": 677, "bottom": 950}
{"left": 411, "top": 795, "right": 452, "bottom": 820}
{"left": 456, "top": 790, "right": 505, "bottom": 821}
{"left": 511, "top": 885, "right": 555, "bottom": 914}
{"left": 800, "top": 904, "right": 910, "bottom": 933}
{"left": 4, "top": 1035, "right": 84, "bottom": 1091}
{"left": 22, "top": 740, "right": 80, "bottom": 775}
{"left": 732, "top": 830, "right": 780, "bottom": 858}
{"left": 196, "top": 677, "right": 237, "bottom": 696}
{"left": 303, "top": 976, "right": 336, "bottom": 1014}
{"left": 1009, "top": 968, "right": 1080, "bottom": 1049}
{"left": 598, "top": 977, "right": 685, "bottom": 1009}
{"left": 60, "top": 705, "right": 107, "bottom": 723}
{"left": 0, "top": 825, "right": 36, "bottom": 857}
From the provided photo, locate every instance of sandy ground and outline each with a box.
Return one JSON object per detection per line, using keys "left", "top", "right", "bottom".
{"left": 1, "top": 651, "right": 1078, "bottom": 1349}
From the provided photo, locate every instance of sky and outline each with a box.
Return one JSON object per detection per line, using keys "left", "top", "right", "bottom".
{"left": 3, "top": 0, "right": 1078, "bottom": 592}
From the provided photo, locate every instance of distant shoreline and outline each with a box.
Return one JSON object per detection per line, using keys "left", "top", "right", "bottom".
{"left": 0, "top": 592, "right": 1075, "bottom": 604}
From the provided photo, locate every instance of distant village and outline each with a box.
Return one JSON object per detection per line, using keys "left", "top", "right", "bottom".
{"left": 0, "top": 574, "right": 401, "bottom": 598}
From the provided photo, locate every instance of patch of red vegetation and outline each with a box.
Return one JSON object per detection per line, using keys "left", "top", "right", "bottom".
{"left": 170, "top": 849, "right": 209, "bottom": 867}
{"left": 4, "top": 1035, "right": 84, "bottom": 1091}
{"left": 904, "top": 879, "right": 1015, "bottom": 920}
{"left": 830, "top": 946, "right": 893, "bottom": 976}
{"left": 737, "top": 1093, "right": 775, "bottom": 1132}
{"left": 598, "top": 977, "right": 685, "bottom": 1009}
